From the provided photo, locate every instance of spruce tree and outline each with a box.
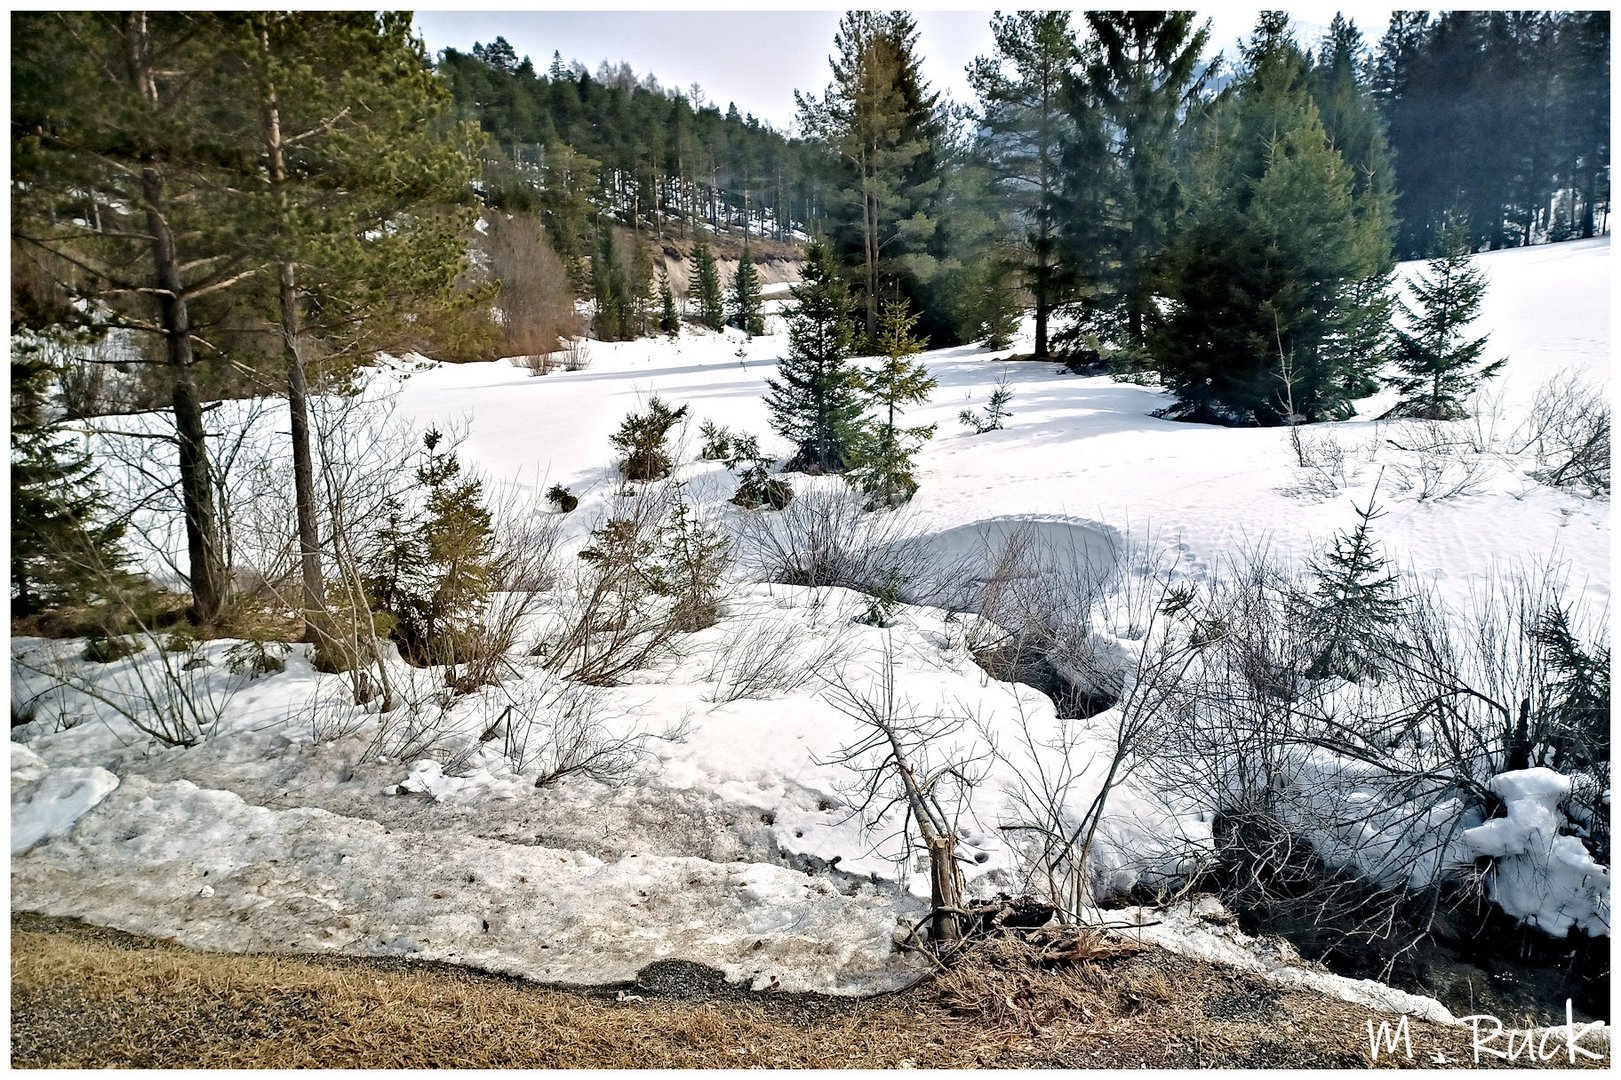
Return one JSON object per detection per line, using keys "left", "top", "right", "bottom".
{"left": 1386, "top": 221, "right": 1505, "bottom": 419}
{"left": 657, "top": 266, "right": 680, "bottom": 337}
{"left": 967, "top": 11, "right": 1078, "bottom": 360}
{"left": 1062, "top": 12, "right": 1211, "bottom": 359}
{"left": 850, "top": 299, "right": 937, "bottom": 507}
{"left": 690, "top": 232, "right": 726, "bottom": 330}
{"left": 729, "top": 246, "right": 766, "bottom": 336}
{"left": 10, "top": 338, "right": 131, "bottom": 618}
{"left": 1303, "top": 492, "right": 1405, "bottom": 682}
{"left": 1153, "top": 14, "right": 1392, "bottom": 424}
{"left": 764, "top": 241, "right": 865, "bottom": 473}
{"left": 592, "top": 222, "right": 635, "bottom": 340}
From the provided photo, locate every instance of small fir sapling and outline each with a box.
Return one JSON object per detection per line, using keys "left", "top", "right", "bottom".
{"left": 1386, "top": 220, "right": 1506, "bottom": 420}
{"left": 610, "top": 396, "right": 690, "bottom": 481}
{"left": 1302, "top": 489, "right": 1406, "bottom": 682}
{"left": 546, "top": 483, "right": 579, "bottom": 513}
{"left": 959, "top": 375, "right": 1014, "bottom": 434}
{"left": 725, "top": 433, "right": 793, "bottom": 510}
{"left": 850, "top": 299, "right": 937, "bottom": 509}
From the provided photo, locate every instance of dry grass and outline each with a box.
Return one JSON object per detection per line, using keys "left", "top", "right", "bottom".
{"left": 9, "top": 914, "right": 1600, "bottom": 1069}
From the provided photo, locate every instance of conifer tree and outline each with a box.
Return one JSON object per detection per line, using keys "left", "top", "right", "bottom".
{"left": 657, "top": 267, "right": 680, "bottom": 337}
{"left": 797, "top": 11, "right": 945, "bottom": 338}
{"left": 729, "top": 247, "right": 766, "bottom": 336}
{"left": 967, "top": 11, "right": 1078, "bottom": 360}
{"left": 592, "top": 222, "right": 636, "bottom": 340}
{"left": 10, "top": 337, "right": 131, "bottom": 618}
{"left": 690, "top": 232, "right": 726, "bottom": 330}
{"left": 365, "top": 428, "right": 496, "bottom": 666}
{"left": 764, "top": 241, "right": 864, "bottom": 472}
{"left": 850, "top": 299, "right": 936, "bottom": 507}
{"left": 1154, "top": 14, "right": 1392, "bottom": 424}
{"left": 1062, "top": 12, "right": 1211, "bottom": 359}
{"left": 1386, "top": 221, "right": 1505, "bottom": 419}
{"left": 1303, "top": 491, "right": 1405, "bottom": 682}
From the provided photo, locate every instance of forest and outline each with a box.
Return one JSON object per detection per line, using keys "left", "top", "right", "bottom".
{"left": 8, "top": 10, "right": 1613, "bottom": 1065}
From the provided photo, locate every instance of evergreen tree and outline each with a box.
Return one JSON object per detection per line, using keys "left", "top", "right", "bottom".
{"left": 10, "top": 335, "right": 130, "bottom": 618}
{"left": 850, "top": 299, "right": 937, "bottom": 507}
{"left": 729, "top": 247, "right": 766, "bottom": 336}
{"left": 365, "top": 428, "right": 496, "bottom": 666}
{"left": 592, "top": 222, "right": 635, "bottom": 340}
{"left": 1303, "top": 492, "right": 1405, "bottom": 682}
{"left": 797, "top": 11, "right": 946, "bottom": 339}
{"left": 1386, "top": 221, "right": 1506, "bottom": 419}
{"left": 690, "top": 232, "right": 726, "bottom": 330}
{"left": 765, "top": 241, "right": 865, "bottom": 472}
{"left": 960, "top": 377, "right": 1014, "bottom": 434}
{"left": 1062, "top": 12, "right": 1211, "bottom": 359}
{"left": 967, "top": 11, "right": 1078, "bottom": 360}
{"left": 1154, "top": 14, "right": 1392, "bottom": 424}
{"left": 657, "top": 266, "right": 680, "bottom": 336}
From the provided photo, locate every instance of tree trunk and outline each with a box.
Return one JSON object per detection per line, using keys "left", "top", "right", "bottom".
{"left": 927, "top": 833, "right": 963, "bottom": 946}
{"left": 127, "top": 14, "right": 227, "bottom": 625}
{"left": 257, "top": 26, "right": 330, "bottom": 647}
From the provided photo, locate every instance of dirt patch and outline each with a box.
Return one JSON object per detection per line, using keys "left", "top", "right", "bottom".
{"left": 9, "top": 912, "right": 1601, "bottom": 1069}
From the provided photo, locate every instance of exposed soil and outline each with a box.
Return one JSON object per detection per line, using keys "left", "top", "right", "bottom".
{"left": 10, "top": 911, "right": 1604, "bottom": 1069}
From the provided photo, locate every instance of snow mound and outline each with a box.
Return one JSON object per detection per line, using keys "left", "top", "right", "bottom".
{"left": 11, "top": 748, "right": 120, "bottom": 855}
{"left": 10, "top": 772, "right": 928, "bottom": 995}
{"left": 1462, "top": 768, "right": 1609, "bottom": 938}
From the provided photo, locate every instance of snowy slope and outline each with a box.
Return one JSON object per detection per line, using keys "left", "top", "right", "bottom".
{"left": 11, "top": 238, "right": 1611, "bottom": 1007}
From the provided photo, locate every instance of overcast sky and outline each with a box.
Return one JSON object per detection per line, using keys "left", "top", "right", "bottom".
{"left": 412, "top": 8, "right": 1400, "bottom": 133}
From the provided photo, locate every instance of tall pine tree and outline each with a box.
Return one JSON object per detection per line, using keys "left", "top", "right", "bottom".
{"left": 1386, "top": 220, "right": 1505, "bottom": 419}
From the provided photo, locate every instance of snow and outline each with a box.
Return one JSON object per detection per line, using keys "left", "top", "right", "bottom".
{"left": 1461, "top": 769, "right": 1610, "bottom": 938}
{"left": 11, "top": 238, "right": 1611, "bottom": 1007}
{"left": 10, "top": 745, "right": 120, "bottom": 856}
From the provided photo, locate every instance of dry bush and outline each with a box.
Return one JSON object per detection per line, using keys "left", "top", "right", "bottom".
{"left": 478, "top": 677, "right": 686, "bottom": 787}
{"left": 701, "top": 607, "right": 857, "bottom": 704}
{"left": 731, "top": 486, "right": 958, "bottom": 609}
{"left": 559, "top": 337, "right": 591, "bottom": 371}
{"left": 1382, "top": 418, "right": 1491, "bottom": 501}
{"left": 482, "top": 213, "right": 583, "bottom": 359}
{"left": 1518, "top": 370, "right": 1610, "bottom": 495}
{"left": 539, "top": 487, "right": 686, "bottom": 686}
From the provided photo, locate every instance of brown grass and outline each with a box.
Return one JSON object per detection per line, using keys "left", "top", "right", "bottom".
{"left": 9, "top": 915, "right": 1602, "bottom": 1069}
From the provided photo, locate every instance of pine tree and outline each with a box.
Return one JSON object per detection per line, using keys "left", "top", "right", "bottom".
{"left": 1303, "top": 492, "right": 1405, "bottom": 682}
{"left": 797, "top": 11, "right": 946, "bottom": 339}
{"left": 967, "top": 11, "right": 1078, "bottom": 360}
{"left": 690, "top": 232, "right": 725, "bottom": 330}
{"left": 1062, "top": 12, "right": 1211, "bottom": 359}
{"left": 655, "top": 483, "right": 729, "bottom": 631}
{"left": 1386, "top": 221, "right": 1505, "bottom": 419}
{"left": 10, "top": 337, "right": 131, "bottom": 618}
{"left": 365, "top": 428, "right": 496, "bottom": 666}
{"left": 850, "top": 299, "right": 936, "bottom": 507}
{"left": 729, "top": 246, "right": 766, "bottom": 336}
{"left": 765, "top": 241, "right": 865, "bottom": 473}
{"left": 1153, "top": 14, "right": 1392, "bottom": 424}
{"left": 656, "top": 266, "right": 680, "bottom": 336}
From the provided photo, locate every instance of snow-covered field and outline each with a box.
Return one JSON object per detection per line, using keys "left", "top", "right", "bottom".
{"left": 10, "top": 238, "right": 1610, "bottom": 1011}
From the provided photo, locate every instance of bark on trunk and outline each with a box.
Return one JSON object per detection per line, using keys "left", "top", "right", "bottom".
{"left": 126, "top": 14, "right": 227, "bottom": 625}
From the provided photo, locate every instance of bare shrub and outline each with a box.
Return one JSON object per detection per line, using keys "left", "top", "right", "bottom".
{"left": 1518, "top": 370, "right": 1609, "bottom": 495}
{"left": 702, "top": 607, "right": 857, "bottom": 704}
{"left": 559, "top": 337, "right": 591, "bottom": 372}
{"left": 1383, "top": 419, "right": 1490, "bottom": 501}
{"left": 482, "top": 213, "right": 583, "bottom": 359}
{"left": 14, "top": 637, "right": 238, "bottom": 748}
{"left": 540, "top": 487, "right": 686, "bottom": 686}
{"left": 820, "top": 638, "right": 990, "bottom": 949}
{"left": 481, "top": 677, "right": 687, "bottom": 787}
{"left": 514, "top": 351, "right": 559, "bottom": 377}
{"left": 731, "top": 486, "right": 957, "bottom": 608}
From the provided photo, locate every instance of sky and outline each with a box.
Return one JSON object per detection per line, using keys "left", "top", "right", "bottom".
{"left": 412, "top": 7, "right": 1400, "bottom": 133}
